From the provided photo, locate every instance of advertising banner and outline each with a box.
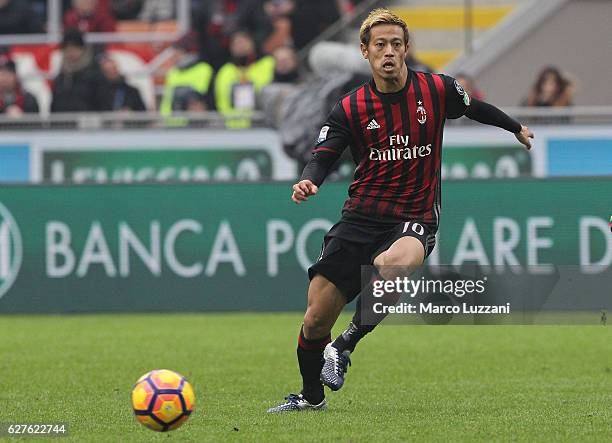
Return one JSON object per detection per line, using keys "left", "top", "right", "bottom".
{"left": 441, "top": 145, "right": 531, "bottom": 179}
{"left": 42, "top": 149, "right": 273, "bottom": 183}
{"left": 2, "top": 128, "right": 296, "bottom": 183}
{"left": 547, "top": 138, "right": 612, "bottom": 176}
{"left": 0, "top": 178, "right": 609, "bottom": 313}
{"left": 1, "top": 125, "right": 611, "bottom": 183}
{"left": 0, "top": 144, "right": 29, "bottom": 182}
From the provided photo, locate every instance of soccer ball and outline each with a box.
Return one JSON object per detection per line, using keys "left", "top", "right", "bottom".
{"left": 131, "top": 369, "right": 195, "bottom": 432}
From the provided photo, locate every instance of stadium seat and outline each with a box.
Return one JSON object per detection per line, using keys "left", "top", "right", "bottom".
{"left": 12, "top": 52, "right": 52, "bottom": 116}
{"left": 48, "top": 49, "right": 62, "bottom": 79}
{"left": 116, "top": 20, "right": 178, "bottom": 34}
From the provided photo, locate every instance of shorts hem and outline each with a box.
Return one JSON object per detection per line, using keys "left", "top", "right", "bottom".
{"left": 307, "top": 266, "right": 357, "bottom": 304}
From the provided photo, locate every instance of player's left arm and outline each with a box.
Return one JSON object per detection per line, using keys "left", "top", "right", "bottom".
{"left": 442, "top": 75, "right": 534, "bottom": 150}
{"left": 465, "top": 99, "right": 534, "bottom": 150}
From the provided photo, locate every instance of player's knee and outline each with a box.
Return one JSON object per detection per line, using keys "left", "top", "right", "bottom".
{"left": 374, "top": 248, "right": 423, "bottom": 280}
{"left": 303, "top": 309, "right": 331, "bottom": 338}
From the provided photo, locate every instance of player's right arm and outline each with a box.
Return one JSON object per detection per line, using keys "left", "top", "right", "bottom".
{"left": 291, "top": 101, "right": 351, "bottom": 204}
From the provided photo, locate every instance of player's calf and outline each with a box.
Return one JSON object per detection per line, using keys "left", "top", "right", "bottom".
{"left": 296, "top": 277, "right": 346, "bottom": 401}
{"left": 324, "top": 237, "right": 426, "bottom": 389}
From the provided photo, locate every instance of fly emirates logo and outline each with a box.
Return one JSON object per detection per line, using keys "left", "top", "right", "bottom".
{"left": 369, "top": 135, "right": 432, "bottom": 161}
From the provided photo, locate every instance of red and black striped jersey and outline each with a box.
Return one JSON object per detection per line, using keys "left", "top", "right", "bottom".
{"left": 311, "top": 69, "right": 470, "bottom": 230}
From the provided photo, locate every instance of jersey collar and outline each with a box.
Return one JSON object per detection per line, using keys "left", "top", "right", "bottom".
{"left": 369, "top": 66, "right": 412, "bottom": 103}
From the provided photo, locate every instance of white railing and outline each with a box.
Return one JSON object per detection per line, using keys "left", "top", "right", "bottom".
{"left": 0, "top": 107, "right": 611, "bottom": 132}
{"left": 481, "top": 106, "right": 612, "bottom": 125}
{"left": 0, "top": 111, "right": 268, "bottom": 131}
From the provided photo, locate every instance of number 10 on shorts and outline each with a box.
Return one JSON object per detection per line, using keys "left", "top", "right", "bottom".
{"left": 403, "top": 221, "right": 424, "bottom": 236}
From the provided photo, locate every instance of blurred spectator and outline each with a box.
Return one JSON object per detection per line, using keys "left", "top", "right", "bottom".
{"left": 0, "top": 0, "right": 44, "bottom": 34}
{"left": 192, "top": 0, "right": 273, "bottom": 70}
{"left": 525, "top": 66, "right": 575, "bottom": 107}
{"left": 64, "top": 0, "right": 116, "bottom": 33}
{"left": 191, "top": 0, "right": 241, "bottom": 69}
{"left": 336, "top": 0, "right": 350, "bottom": 16}
{"left": 336, "top": 0, "right": 356, "bottom": 17}
{"left": 51, "top": 29, "right": 108, "bottom": 112}
{"left": 160, "top": 34, "right": 213, "bottom": 116}
{"left": 215, "top": 30, "right": 275, "bottom": 127}
{"left": 0, "top": 55, "right": 39, "bottom": 116}
{"left": 278, "top": 71, "right": 361, "bottom": 170}
{"left": 259, "top": 0, "right": 293, "bottom": 54}
{"left": 63, "top": 0, "right": 111, "bottom": 13}
{"left": 263, "top": 0, "right": 295, "bottom": 20}
{"left": 111, "top": 0, "right": 144, "bottom": 20}
{"left": 272, "top": 46, "right": 299, "bottom": 83}
{"left": 455, "top": 72, "right": 485, "bottom": 101}
{"left": 98, "top": 53, "right": 146, "bottom": 111}
{"left": 182, "top": 90, "right": 207, "bottom": 112}
{"left": 139, "top": 0, "right": 174, "bottom": 22}
{"left": 290, "top": 0, "right": 341, "bottom": 50}
{"left": 261, "top": 45, "right": 300, "bottom": 128}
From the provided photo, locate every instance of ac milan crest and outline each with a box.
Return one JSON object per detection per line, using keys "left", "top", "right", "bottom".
{"left": 416, "top": 101, "right": 427, "bottom": 125}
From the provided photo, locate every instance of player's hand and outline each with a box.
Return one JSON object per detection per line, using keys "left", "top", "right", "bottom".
{"left": 515, "top": 125, "right": 534, "bottom": 150}
{"left": 291, "top": 180, "right": 318, "bottom": 204}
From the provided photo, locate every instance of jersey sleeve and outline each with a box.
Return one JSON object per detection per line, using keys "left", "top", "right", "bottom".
{"left": 465, "top": 98, "right": 522, "bottom": 134}
{"left": 313, "top": 101, "right": 352, "bottom": 155}
{"left": 300, "top": 101, "right": 352, "bottom": 186}
{"left": 441, "top": 74, "right": 471, "bottom": 119}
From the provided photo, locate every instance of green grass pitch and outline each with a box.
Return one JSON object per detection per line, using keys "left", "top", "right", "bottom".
{"left": 1, "top": 314, "right": 611, "bottom": 442}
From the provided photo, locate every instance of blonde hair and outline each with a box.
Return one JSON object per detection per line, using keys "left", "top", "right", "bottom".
{"left": 359, "top": 8, "right": 410, "bottom": 45}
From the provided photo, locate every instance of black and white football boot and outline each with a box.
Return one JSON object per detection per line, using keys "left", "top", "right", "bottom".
{"left": 320, "top": 343, "right": 351, "bottom": 391}
{"left": 266, "top": 394, "right": 327, "bottom": 413}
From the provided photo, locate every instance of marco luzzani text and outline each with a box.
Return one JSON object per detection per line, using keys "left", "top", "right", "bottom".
{"left": 371, "top": 276, "right": 511, "bottom": 315}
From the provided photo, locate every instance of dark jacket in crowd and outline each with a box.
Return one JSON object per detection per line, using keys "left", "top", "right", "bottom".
{"left": 51, "top": 53, "right": 108, "bottom": 112}
{"left": 103, "top": 77, "right": 146, "bottom": 111}
{"left": 111, "top": 0, "right": 144, "bottom": 20}
{"left": 290, "top": 0, "right": 340, "bottom": 49}
{"left": 0, "top": 88, "right": 39, "bottom": 114}
{"left": 0, "top": 0, "right": 43, "bottom": 34}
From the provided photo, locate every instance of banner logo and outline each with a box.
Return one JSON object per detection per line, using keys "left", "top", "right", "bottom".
{"left": 0, "top": 202, "right": 22, "bottom": 299}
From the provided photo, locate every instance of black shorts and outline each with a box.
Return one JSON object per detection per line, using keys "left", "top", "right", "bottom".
{"left": 308, "top": 218, "right": 436, "bottom": 303}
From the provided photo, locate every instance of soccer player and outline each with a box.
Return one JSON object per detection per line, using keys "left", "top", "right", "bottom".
{"left": 267, "top": 8, "right": 533, "bottom": 412}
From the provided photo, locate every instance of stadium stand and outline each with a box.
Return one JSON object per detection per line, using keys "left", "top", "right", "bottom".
{"left": 63, "top": 0, "right": 117, "bottom": 33}
{"left": 0, "top": 0, "right": 610, "bottom": 123}
{"left": 448, "top": 0, "right": 612, "bottom": 106}
{"left": 389, "top": 0, "right": 523, "bottom": 70}
{"left": 0, "top": 0, "right": 44, "bottom": 34}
